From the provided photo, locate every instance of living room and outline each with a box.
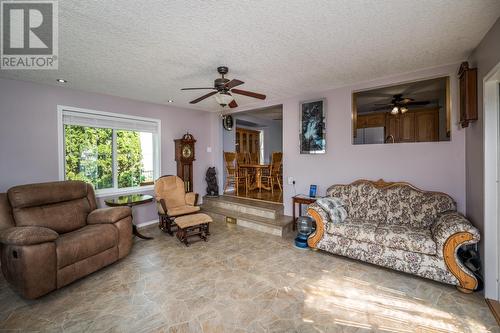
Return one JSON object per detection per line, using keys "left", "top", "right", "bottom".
{"left": 0, "top": 1, "right": 500, "bottom": 332}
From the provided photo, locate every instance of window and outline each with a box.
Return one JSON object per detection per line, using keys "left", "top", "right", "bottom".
{"left": 58, "top": 106, "right": 160, "bottom": 194}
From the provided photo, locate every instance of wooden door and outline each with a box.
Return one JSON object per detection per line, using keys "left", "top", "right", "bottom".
{"left": 415, "top": 109, "right": 439, "bottom": 142}
{"left": 399, "top": 112, "right": 416, "bottom": 142}
{"left": 385, "top": 115, "right": 398, "bottom": 142}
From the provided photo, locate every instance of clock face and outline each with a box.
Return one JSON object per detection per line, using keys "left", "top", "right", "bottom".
{"left": 182, "top": 145, "right": 192, "bottom": 159}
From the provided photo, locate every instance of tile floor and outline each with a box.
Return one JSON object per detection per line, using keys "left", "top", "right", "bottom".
{"left": 0, "top": 221, "right": 497, "bottom": 332}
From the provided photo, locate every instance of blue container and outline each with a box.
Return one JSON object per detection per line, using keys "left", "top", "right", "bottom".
{"left": 295, "top": 216, "right": 314, "bottom": 249}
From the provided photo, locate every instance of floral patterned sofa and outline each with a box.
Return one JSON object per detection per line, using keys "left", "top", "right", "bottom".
{"left": 307, "top": 179, "right": 480, "bottom": 293}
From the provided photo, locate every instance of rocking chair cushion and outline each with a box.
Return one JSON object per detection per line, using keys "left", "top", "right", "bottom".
{"left": 175, "top": 213, "right": 212, "bottom": 229}
{"left": 168, "top": 205, "right": 200, "bottom": 217}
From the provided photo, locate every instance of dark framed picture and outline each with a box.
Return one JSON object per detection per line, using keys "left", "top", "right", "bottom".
{"left": 300, "top": 98, "right": 326, "bottom": 154}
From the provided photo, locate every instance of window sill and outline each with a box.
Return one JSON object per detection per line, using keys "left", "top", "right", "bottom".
{"left": 95, "top": 185, "right": 155, "bottom": 199}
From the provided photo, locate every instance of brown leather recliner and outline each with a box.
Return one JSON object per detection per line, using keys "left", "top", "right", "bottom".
{"left": 154, "top": 175, "right": 199, "bottom": 235}
{"left": 0, "top": 181, "right": 133, "bottom": 299}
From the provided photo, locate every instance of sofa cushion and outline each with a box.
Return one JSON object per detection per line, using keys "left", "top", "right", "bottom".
{"left": 8, "top": 181, "right": 93, "bottom": 233}
{"left": 56, "top": 224, "right": 117, "bottom": 268}
{"left": 8, "top": 181, "right": 89, "bottom": 209}
{"left": 325, "top": 218, "right": 379, "bottom": 243}
{"left": 384, "top": 185, "right": 456, "bottom": 229}
{"left": 374, "top": 224, "right": 436, "bottom": 255}
{"left": 348, "top": 183, "right": 387, "bottom": 221}
{"left": 13, "top": 198, "right": 91, "bottom": 234}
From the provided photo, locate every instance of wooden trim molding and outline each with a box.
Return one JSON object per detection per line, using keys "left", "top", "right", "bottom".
{"left": 307, "top": 208, "right": 324, "bottom": 249}
{"left": 345, "top": 179, "right": 452, "bottom": 198}
{"left": 443, "top": 232, "right": 478, "bottom": 293}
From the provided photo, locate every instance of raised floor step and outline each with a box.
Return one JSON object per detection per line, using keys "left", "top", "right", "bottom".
{"left": 200, "top": 200, "right": 293, "bottom": 237}
{"left": 202, "top": 195, "right": 283, "bottom": 220}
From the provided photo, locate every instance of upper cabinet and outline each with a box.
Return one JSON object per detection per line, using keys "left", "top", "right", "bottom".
{"left": 458, "top": 61, "right": 478, "bottom": 128}
{"left": 352, "top": 76, "right": 451, "bottom": 145}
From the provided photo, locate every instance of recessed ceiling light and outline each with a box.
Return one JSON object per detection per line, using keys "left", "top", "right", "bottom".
{"left": 56, "top": 78, "right": 67, "bottom": 83}
{"left": 168, "top": 100, "right": 173, "bottom": 103}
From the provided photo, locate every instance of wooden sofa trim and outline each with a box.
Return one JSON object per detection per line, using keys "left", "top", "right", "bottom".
{"left": 443, "top": 231, "right": 478, "bottom": 293}
{"left": 307, "top": 208, "right": 324, "bottom": 249}
{"left": 335, "top": 179, "right": 453, "bottom": 198}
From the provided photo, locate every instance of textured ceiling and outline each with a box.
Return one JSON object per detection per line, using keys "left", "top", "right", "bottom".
{"left": 1, "top": 0, "right": 499, "bottom": 112}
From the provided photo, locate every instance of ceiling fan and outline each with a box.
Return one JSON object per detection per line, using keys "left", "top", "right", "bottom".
{"left": 181, "top": 66, "right": 266, "bottom": 108}
{"left": 372, "top": 94, "right": 430, "bottom": 115}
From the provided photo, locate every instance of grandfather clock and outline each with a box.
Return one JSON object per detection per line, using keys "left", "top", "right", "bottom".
{"left": 174, "top": 133, "right": 196, "bottom": 192}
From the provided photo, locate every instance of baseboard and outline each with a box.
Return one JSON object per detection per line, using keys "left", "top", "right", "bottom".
{"left": 136, "top": 220, "right": 157, "bottom": 229}
{"left": 486, "top": 298, "right": 500, "bottom": 326}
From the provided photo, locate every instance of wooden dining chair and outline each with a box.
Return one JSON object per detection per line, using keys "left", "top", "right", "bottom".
{"left": 261, "top": 152, "right": 283, "bottom": 193}
{"left": 224, "top": 152, "right": 248, "bottom": 195}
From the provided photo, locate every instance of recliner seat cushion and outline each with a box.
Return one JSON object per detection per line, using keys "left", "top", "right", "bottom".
{"left": 374, "top": 224, "right": 436, "bottom": 255}
{"left": 56, "top": 224, "right": 117, "bottom": 268}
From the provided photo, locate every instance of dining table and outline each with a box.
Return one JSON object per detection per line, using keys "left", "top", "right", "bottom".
{"left": 239, "top": 163, "right": 271, "bottom": 191}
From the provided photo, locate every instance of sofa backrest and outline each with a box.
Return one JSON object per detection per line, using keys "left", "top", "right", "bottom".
{"left": 327, "top": 179, "right": 456, "bottom": 228}
{"left": 7, "top": 181, "right": 97, "bottom": 234}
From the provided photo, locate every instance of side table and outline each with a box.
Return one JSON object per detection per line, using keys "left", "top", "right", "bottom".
{"left": 104, "top": 194, "right": 154, "bottom": 240}
{"left": 292, "top": 194, "right": 318, "bottom": 231}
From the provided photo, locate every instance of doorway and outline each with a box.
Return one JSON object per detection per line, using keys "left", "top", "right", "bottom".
{"left": 484, "top": 62, "right": 500, "bottom": 301}
{"left": 222, "top": 105, "right": 283, "bottom": 203}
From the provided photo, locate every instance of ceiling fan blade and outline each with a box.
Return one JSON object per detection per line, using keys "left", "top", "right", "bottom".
{"left": 181, "top": 87, "right": 215, "bottom": 90}
{"left": 189, "top": 91, "right": 217, "bottom": 104}
{"left": 401, "top": 98, "right": 415, "bottom": 103}
{"left": 231, "top": 89, "right": 266, "bottom": 100}
{"left": 373, "top": 103, "right": 393, "bottom": 106}
{"left": 228, "top": 100, "right": 238, "bottom": 108}
{"left": 406, "top": 100, "right": 430, "bottom": 105}
{"left": 225, "top": 79, "right": 244, "bottom": 89}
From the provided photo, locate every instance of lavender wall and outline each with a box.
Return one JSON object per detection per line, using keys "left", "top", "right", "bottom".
{"left": 0, "top": 78, "right": 217, "bottom": 225}
{"left": 466, "top": 18, "right": 500, "bottom": 241}
{"left": 227, "top": 63, "right": 467, "bottom": 216}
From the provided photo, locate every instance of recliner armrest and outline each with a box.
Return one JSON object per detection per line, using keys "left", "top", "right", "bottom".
{"left": 431, "top": 212, "right": 480, "bottom": 255}
{"left": 87, "top": 207, "right": 131, "bottom": 224}
{"left": 185, "top": 192, "right": 198, "bottom": 206}
{"left": 0, "top": 226, "right": 58, "bottom": 246}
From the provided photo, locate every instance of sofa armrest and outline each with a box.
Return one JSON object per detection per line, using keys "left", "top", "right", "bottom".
{"left": 431, "top": 212, "right": 480, "bottom": 254}
{"left": 431, "top": 212, "right": 480, "bottom": 292}
{"left": 307, "top": 202, "right": 330, "bottom": 249}
{"left": 87, "top": 207, "right": 131, "bottom": 224}
{"left": 185, "top": 192, "right": 199, "bottom": 206}
{"left": 0, "top": 226, "right": 58, "bottom": 246}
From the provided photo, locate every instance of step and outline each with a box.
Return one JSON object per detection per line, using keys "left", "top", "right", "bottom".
{"left": 200, "top": 205, "right": 294, "bottom": 237}
{"left": 202, "top": 195, "right": 283, "bottom": 220}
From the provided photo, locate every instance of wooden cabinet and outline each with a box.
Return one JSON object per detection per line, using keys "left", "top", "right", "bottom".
{"left": 383, "top": 109, "right": 439, "bottom": 143}
{"left": 458, "top": 61, "right": 478, "bottom": 128}
{"left": 357, "top": 113, "right": 386, "bottom": 129}
{"left": 415, "top": 110, "right": 439, "bottom": 142}
{"left": 235, "top": 128, "right": 260, "bottom": 154}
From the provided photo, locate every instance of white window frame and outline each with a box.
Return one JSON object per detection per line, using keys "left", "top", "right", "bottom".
{"left": 57, "top": 105, "right": 161, "bottom": 197}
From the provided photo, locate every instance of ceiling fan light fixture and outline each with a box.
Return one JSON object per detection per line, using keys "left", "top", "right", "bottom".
{"left": 215, "top": 92, "right": 234, "bottom": 106}
{"left": 400, "top": 107, "right": 408, "bottom": 114}
{"left": 391, "top": 106, "right": 399, "bottom": 115}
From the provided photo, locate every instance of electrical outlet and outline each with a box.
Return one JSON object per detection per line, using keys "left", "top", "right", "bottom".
{"left": 287, "top": 177, "right": 294, "bottom": 185}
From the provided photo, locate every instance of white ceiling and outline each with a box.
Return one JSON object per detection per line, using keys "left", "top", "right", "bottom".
{"left": 1, "top": 0, "right": 499, "bottom": 112}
